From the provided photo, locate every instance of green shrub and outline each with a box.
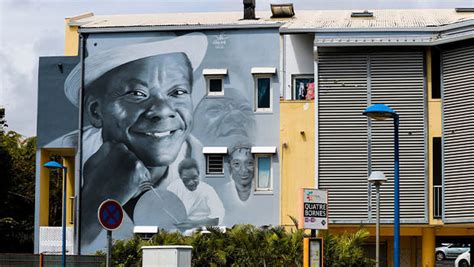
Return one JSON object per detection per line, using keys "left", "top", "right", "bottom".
{"left": 98, "top": 223, "right": 372, "bottom": 267}
{"left": 322, "top": 229, "right": 374, "bottom": 267}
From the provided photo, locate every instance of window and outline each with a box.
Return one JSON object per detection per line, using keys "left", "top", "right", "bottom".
{"left": 431, "top": 49, "right": 441, "bottom": 99}
{"left": 206, "top": 154, "right": 224, "bottom": 175}
{"left": 255, "top": 155, "right": 272, "bottom": 191}
{"left": 255, "top": 76, "right": 272, "bottom": 112}
{"left": 203, "top": 69, "right": 227, "bottom": 96}
{"left": 292, "top": 75, "right": 314, "bottom": 100}
{"left": 207, "top": 77, "right": 224, "bottom": 96}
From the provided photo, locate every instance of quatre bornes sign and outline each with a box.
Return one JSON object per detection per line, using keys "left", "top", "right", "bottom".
{"left": 300, "top": 188, "right": 328, "bottom": 230}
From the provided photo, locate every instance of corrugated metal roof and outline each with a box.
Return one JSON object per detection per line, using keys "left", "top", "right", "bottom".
{"left": 283, "top": 9, "right": 474, "bottom": 31}
{"left": 72, "top": 11, "right": 285, "bottom": 29}
{"left": 71, "top": 9, "right": 474, "bottom": 31}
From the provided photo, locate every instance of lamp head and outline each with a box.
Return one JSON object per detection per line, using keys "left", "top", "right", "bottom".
{"left": 363, "top": 104, "right": 396, "bottom": 121}
{"left": 43, "top": 161, "right": 64, "bottom": 169}
{"left": 368, "top": 171, "right": 387, "bottom": 185}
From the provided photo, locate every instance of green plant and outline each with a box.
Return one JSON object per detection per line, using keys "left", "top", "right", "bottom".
{"left": 322, "top": 229, "right": 374, "bottom": 267}
{"left": 101, "top": 222, "right": 306, "bottom": 267}
{"left": 101, "top": 219, "right": 371, "bottom": 266}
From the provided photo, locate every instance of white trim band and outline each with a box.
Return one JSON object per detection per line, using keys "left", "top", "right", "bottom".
{"left": 251, "top": 67, "right": 277, "bottom": 75}
{"left": 251, "top": 146, "right": 277, "bottom": 154}
{"left": 202, "top": 147, "right": 228, "bottom": 154}
{"left": 203, "top": 68, "right": 228, "bottom": 76}
{"left": 133, "top": 226, "right": 159, "bottom": 234}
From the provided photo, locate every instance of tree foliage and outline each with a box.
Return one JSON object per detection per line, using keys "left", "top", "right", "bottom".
{"left": 0, "top": 130, "right": 37, "bottom": 252}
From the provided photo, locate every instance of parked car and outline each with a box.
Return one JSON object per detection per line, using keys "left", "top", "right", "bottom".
{"left": 455, "top": 251, "right": 470, "bottom": 267}
{"left": 436, "top": 243, "right": 470, "bottom": 261}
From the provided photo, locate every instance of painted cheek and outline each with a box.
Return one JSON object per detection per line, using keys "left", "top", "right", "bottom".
{"left": 175, "top": 103, "right": 193, "bottom": 129}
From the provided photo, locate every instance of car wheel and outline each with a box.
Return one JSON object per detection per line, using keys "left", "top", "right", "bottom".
{"left": 436, "top": 251, "right": 445, "bottom": 261}
{"left": 459, "top": 259, "right": 469, "bottom": 267}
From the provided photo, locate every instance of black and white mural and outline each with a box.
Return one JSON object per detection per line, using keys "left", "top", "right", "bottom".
{"left": 40, "top": 30, "right": 280, "bottom": 253}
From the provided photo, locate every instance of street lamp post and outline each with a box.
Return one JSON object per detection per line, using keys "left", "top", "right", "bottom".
{"left": 44, "top": 160, "right": 68, "bottom": 267}
{"left": 368, "top": 171, "right": 387, "bottom": 267}
{"left": 363, "top": 104, "right": 400, "bottom": 267}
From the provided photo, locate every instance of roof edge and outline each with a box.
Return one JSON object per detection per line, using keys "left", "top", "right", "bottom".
{"left": 66, "top": 12, "right": 94, "bottom": 23}
{"left": 280, "top": 19, "right": 474, "bottom": 33}
{"left": 78, "top": 23, "right": 283, "bottom": 33}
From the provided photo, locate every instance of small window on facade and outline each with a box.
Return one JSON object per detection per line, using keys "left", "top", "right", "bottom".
{"left": 255, "top": 77, "right": 272, "bottom": 112}
{"left": 292, "top": 75, "right": 315, "bottom": 100}
{"left": 207, "top": 77, "right": 224, "bottom": 96}
{"left": 432, "top": 48, "right": 441, "bottom": 99}
{"left": 206, "top": 154, "right": 224, "bottom": 175}
{"left": 255, "top": 155, "right": 272, "bottom": 191}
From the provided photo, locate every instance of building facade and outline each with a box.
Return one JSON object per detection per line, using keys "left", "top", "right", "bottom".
{"left": 34, "top": 6, "right": 474, "bottom": 266}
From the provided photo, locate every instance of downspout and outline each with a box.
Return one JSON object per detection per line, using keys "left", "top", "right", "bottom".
{"left": 75, "top": 32, "right": 86, "bottom": 255}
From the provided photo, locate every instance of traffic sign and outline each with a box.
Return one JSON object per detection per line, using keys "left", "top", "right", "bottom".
{"left": 300, "top": 188, "right": 328, "bottom": 230}
{"left": 98, "top": 199, "right": 124, "bottom": 231}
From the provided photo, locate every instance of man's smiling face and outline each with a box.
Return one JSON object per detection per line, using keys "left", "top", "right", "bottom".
{"left": 92, "top": 53, "right": 193, "bottom": 167}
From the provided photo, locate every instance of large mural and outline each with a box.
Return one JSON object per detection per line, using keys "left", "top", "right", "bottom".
{"left": 41, "top": 30, "right": 280, "bottom": 253}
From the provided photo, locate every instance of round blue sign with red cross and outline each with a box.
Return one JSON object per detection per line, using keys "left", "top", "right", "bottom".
{"left": 98, "top": 199, "right": 123, "bottom": 231}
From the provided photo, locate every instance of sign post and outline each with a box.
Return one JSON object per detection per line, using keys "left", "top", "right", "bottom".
{"left": 98, "top": 199, "right": 124, "bottom": 267}
{"left": 300, "top": 188, "right": 328, "bottom": 267}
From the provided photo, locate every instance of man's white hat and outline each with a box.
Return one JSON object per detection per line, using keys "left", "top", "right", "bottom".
{"left": 64, "top": 32, "right": 208, "bottom": 107}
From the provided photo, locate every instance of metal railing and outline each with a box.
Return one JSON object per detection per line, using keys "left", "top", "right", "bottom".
{"left": 433, "top": 185, "right": 443, "bottom": 219}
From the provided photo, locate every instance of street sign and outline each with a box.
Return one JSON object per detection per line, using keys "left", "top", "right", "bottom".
{"left": 300, "top": 188, "right": 328, "bottom": 230}
{"left": 98, "top": 199, "right": 124, "bottom": 231}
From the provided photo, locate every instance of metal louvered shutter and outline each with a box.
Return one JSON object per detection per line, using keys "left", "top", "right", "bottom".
{"left": 318, "top": 48, "right": 427, "bottom": 223}
{"left": 442, "top": 44, "right": 474, "bottom": 223}
{"left": 370, "top": 51, "right": 426, "bottom": 223}
{"left": 318, "top": 50, "right": 369, "bottom": 222}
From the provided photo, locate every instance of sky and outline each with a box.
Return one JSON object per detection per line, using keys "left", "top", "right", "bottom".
{"left": 0, "top": 0, "right": 473, "bottom": 137}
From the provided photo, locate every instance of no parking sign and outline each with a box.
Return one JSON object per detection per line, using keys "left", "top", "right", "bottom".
{"left": 98, "top": 199, "right": 123, "bottom": 231}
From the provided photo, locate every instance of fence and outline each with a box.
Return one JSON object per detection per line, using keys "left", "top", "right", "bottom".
{"left": 0, "top": 253, "right": 105, "bottom": 267}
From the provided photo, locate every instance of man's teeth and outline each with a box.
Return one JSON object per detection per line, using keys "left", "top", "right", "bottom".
{"left": 145, "top": 131, "right": 172, "bottom": 138}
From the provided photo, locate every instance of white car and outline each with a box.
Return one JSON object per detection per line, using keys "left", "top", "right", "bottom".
{"left": 436, "top": 243, "right": 470, "bottom": 261}
{"left": 455, "top": 251, "right": 469, "bottom": 267}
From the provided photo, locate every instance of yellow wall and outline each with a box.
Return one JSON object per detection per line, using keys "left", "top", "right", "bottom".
{"left": 39, "top": 150, "right": 51, "bottom": 226}
{"left": 39, "top": 148, "right": 76, "bottom": 226}
{"left": 421, "top": 227, "right": 435, "bottom": 267}
{"left": 63, "top": 156, "right": 75, "bottom": 226}
{"left": 64, "top": 19, "right": 79, "bottom": 56}
{"left": 280, "top": 101, "right": 315, "bottom": 227}
{"left": 426, "top": 48, "right": 443, "bottom": 226}
{"left": 64, "top": 12, "right": 93, "bottom": 56}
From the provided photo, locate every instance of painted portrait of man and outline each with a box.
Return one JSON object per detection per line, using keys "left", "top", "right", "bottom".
{"left": 49, "top": 33, "right": 209, "bottom": 246}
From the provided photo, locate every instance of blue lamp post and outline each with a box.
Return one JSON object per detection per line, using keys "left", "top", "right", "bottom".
{"left": 44, "top": 160, "right": 68, "bottom": 267}
{"left": 363, "top": 104, "right": 400, "bottom": 267}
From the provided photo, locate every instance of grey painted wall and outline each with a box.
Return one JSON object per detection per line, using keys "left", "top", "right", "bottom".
{"left": 36, "top": 28, "right": 281, "bottom": 254}
{"left": 37, "top": 56, "right": 79, "bottom": 148}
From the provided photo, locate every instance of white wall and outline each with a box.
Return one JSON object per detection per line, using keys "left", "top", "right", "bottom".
{"left": 282, "top": 34, "right": 314, "bottom": 100}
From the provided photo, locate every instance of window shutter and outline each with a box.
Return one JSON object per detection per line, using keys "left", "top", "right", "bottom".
{"left": 442, "top": 44, "right": 474, "bottom": 223}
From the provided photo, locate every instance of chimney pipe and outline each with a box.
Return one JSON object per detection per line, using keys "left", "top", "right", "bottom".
{"left": 243, "top": 0, "right": 256, "bottom": 20}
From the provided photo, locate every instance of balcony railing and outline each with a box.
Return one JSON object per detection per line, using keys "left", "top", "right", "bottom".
{"left": 433, "top": 185, "right": 443, "bottom": 219}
